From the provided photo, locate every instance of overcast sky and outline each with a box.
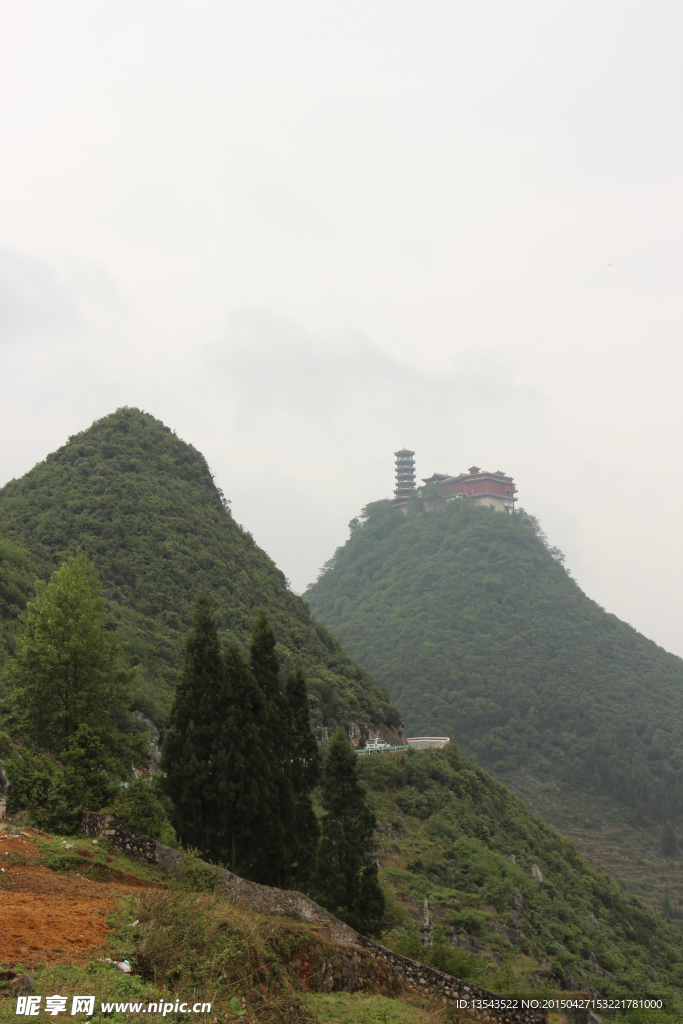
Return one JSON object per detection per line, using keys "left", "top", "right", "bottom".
{"left": 2, "top": 1, "right": 683, "bottom": 658}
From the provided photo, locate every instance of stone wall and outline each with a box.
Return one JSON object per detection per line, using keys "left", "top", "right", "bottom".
{"left": 82, "top": 812, "right": 182, "bottom": 873}
{"left": 81, "top": 812, "right": 358, "bottom": 946}
{"left": 0, "top": 761, "right": 9, "bottom": 821}
{"left": 356, "top": 936, "right": 546, "bottom": 1020}
{"left": 82, "top": 812, "right": 546, "bottom": 1024}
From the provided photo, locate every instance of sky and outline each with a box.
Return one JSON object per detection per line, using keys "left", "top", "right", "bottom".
{"left": 1, "top": 1, "right": 683, "bottom": 657}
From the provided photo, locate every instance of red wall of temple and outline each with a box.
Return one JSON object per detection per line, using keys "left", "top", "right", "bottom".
{"left": 441, "top": 476, "right": 514, "bottom": 497}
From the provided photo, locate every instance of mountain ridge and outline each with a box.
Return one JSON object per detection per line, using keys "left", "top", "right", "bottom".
{"left": 0, "top": 407, "right": 401, "bottom": 736}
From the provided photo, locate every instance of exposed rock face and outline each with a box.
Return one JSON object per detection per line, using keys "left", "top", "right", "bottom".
{"left": 8, "top": 975, "right": 35, "bottom": 997}
{"left": 562, "top": 966, "right": 581, "bottom": 990}
{"left": 0, "top": 761, "right": 10, "bottom": 821}
{"left": 510, "top": 888, "right": 525, "bottom": 911}
{"left": 531, "top": 864, "right": 544, "bottom": 883}
{"left": 488, "top": 921, "right": 521, "bottom": 943}
{"left": 567, "top": 1006, "right": 604, "bottom": 1024}
{"left": 450, "top": 930, "right": 485, "bottom": 952}
{"left": 347, "top": 722, "right": 363, "bottom": 748}
{"left": 132, "top": 712, "right": 162, "bottom": 775}
{"left": 589, "top": 952, "right": 616, "bottom": 982}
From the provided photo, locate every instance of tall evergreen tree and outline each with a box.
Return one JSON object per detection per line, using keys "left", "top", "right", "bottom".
{"left": 163, "top": 600, "right": 321, "bottom": 886}
{"left": 285, "top": 667, "right": 321, "bottom": 890}
{"left": 249, "top": 610, "right": 293, "bottom": 886}
{"left": 313, "top": 727, "right": 385, "bottom": 935}
{"left": 214, "top": 645, "right": 273, "bottom": 875}
{"left": 161, "top": 590, "right": 223, "bottom": 854}
{"left": 13, "top": 552, "right": 129, "bottom": 753}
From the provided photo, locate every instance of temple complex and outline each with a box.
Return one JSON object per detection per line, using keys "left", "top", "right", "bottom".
{"left": 422, "top": 465, "right": 517, "bottom": 513}
{"left": 391, "top": 449, "right": 517, "bottom": 513}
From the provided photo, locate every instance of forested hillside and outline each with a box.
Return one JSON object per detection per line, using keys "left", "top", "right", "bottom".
{"left": 306, "top": 493, "right": 683, "bottom": 827}
{"left": 0, "top": 533, "right": 51, "bottom": 669}
{"left": 0, "top": 408, "right": 400, "bottom": 734}
{"left": 363, "top": 746, "right": 683, "bottom": 1000}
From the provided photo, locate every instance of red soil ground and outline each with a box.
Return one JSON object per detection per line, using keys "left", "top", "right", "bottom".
{"left": 0, "top": 831, "right": 160, "bottom": 970}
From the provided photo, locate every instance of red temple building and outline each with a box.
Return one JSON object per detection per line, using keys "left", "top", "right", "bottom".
{"left": 422, "top": 465, "right": 517, "bottom": 513}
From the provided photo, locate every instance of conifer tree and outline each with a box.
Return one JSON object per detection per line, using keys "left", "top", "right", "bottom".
{"left": 214, "top": 645, "right": 273, "bottom": 875}
{"left": 285, "top": 667, "right": 321, "bottom": 889}
{"left": 161, "top": 590, "right": 223, "bottom": 854}
{"left": 13, "top": 552, "right": 128, "bottom": 753}
{"left": 313, "top": 727, "right": 385, "bottom": 935}
{"left": 249, "top": 610, "right": 294, "bottom": 885}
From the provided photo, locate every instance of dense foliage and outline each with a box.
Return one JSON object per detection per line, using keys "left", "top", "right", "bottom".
{"left": 162, "top": 595, "right": 320, "bottom": 888}
{"left": 364, "top": 747, "right": 683, "bottom": 1000}
{"left": 307, "top": 494, "right": 683, "bottom": 826}
{"left": 2, "top": 555, "right": 150, "bottom": 832}
{"left": 12, "top": 552, "right": 130, "bottom": 751}
{"left": 314, "top": 728, "right": 385, "bottom": 935}
{"left": 0, "top": 533, "right": 51, "bottom": 674}
{"left": 0, "top": 407, "right": 400, "bottom": 733}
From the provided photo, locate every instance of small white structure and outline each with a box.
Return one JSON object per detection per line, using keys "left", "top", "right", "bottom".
{"left": 406, "top": 736, "right": 450, "bottom": 750}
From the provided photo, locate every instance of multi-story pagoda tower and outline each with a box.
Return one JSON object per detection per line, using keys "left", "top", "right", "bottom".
{"left": 394, "top": 448, "right": 416, "bottom": 503}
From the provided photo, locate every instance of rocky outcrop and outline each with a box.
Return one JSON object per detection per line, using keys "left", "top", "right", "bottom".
{"left": 589, "top": 952, "right": 616, "bottom": 983}
{"left": 450, "top": 929, "right": 486, "bottom": 952}
{"left": 562, "top": 967, "right": 581, "bottom": 991}
{"left": 0, "top": 761, "right": 10, "bottom": 821}
{"left": 131, "top": 712, "right": 162, "bottom": 776}
{"left": 488, "top": 921, "right": 521, "bottom": 944}
{"left": 0, "top": 972, "right": 35, "bottom": 998}
{"left": 510, "top": 888, "right": 525, "bottom": 911}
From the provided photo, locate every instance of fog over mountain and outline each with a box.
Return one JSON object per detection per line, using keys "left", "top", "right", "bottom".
{"left": 1, "top": 2, "right": 682, "bottom": 656}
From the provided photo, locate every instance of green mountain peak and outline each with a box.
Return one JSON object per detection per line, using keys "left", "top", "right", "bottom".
{"left": 0, "top": 407, "right": 401, "bottom": 734}
{"left": 306, "top": 493, "right": 683, "bottom": 829}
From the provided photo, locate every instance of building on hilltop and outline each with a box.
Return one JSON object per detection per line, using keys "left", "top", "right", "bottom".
{"left": 390, "top": 450, "right": 517, "bottom": 512}
{"left": 394, "top": 448, "right": 416, "bottom": 503}
{"left": 422, "top": 465, "right": 517, "bottom": 513}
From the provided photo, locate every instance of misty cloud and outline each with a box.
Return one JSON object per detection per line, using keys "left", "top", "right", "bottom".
{"left": 206, "top": 308, "right": 544, "bottom": 433}
{"left": 0, "top": 248, "right": 80, "bottom": 345}
{"left": 1, "top": 3, "right": 683, "bottom": 659}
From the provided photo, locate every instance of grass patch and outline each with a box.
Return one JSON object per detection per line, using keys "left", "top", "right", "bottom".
{"left": 303, "top": 992, "right": 449, "bottom": 1023}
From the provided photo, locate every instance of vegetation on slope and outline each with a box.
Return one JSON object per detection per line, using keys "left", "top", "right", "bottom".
{"left": 0, "top": 407, "right": 400, "bottom": 733}
{"left": 364, "top": 747, "right": 683, "bottom": 1002}
{"left": 306, "top": 494, "right": 683, "bottom": 827}
{"left": 0, "top": 829, "right": 443, "bottom": 1024}
{"left": 0, "top": 533, "right": 50, "bottom": 670}
{"left": 2, "top": 552, "right": 157, "bottom": 834}
{"left": 162, "top": 593, "right": 322, "bottom": 892}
